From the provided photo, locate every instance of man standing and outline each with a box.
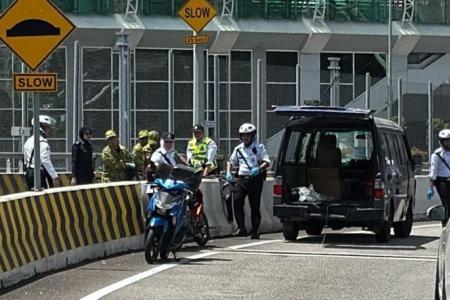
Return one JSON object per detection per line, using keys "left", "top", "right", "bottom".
{"left": 71, "top": 126, "right": 94, "bottom": 185}
{"left": 24, "top": 115, "right": 61, "bottom": 190}
{"left": 428, "top": 129, "right": 450, "bottom": 226}
{"left": 186, "top": 124, "right": 218, "bottom": 177}
{"left": 226, "top": 123, "right": 270, "bottom": 239}
{"left": 132, "top": 130, "right": 150, "bottom": 180}
{"left": 101, "top": 129, "right": 134, "bottom": 182}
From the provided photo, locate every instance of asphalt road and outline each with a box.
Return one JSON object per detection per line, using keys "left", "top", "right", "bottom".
{"left": 1, "top": 222, "right": 441, "bottom": 300}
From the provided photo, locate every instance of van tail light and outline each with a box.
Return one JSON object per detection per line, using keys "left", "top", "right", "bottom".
{"left": 373, "top": 178, "right": 385, "bottom": 200}
{"left": 273, "top": 176, "right": 283, "bottom": 196}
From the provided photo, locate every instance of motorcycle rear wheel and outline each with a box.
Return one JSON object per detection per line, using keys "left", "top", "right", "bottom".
{"left": 144, "top": 228, "right": 160, "bottom": 264}
{"left": 194, "top": 212, "right": 210, "bottom": 246}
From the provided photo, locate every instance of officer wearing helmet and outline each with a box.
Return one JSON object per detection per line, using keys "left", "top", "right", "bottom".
{"left": 101, "top": 129, "right": 134, "bottom": 182}
{"left": 186, "top": 124, "right": 218, "bottom": 177}
{"left": 132, "top": 129, "right": 151, "bottom": 180}
{"left": 226, "top": 123, "right": 270, "bottom": 239}
{"left": 24, "top": 115, "right": 61, "bottom": 189}
{"left": 428, "top": 128, "right": 450, "bottom": 226}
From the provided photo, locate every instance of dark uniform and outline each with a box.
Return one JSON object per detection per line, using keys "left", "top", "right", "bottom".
{"left": 71, "top": 127, "right": 94, "bottom": 184}
{"left": 229, "top": 141, "right": 270, "bottom": 238}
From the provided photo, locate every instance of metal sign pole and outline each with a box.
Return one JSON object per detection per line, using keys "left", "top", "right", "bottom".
{"left": 365, "top": 72, "right": 371, "bottom": 110}
{"left": 33, "top": 92, "right": 41, "bottom": 190}
{"left": 387, "top": 0, "right": 393, "bottom": 120}
{"left": 428, "top": 81, "right": 433, "bottom": 161}
{"left": 398, "top": 77, "right": 403, "bottom": 126}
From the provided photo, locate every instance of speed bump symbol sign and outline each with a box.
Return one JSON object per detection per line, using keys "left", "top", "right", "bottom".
{"left": 178, "top": 0, "right": 217, "bottom": 34}
{"left": 0, "top": 0, "right": 75, "bottom": 70}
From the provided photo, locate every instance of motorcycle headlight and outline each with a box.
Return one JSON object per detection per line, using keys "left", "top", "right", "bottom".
{"left": 156, "top": 208, "right": 167, "bottom": 216}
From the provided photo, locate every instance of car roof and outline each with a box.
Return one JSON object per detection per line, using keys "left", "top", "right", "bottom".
{"left": 274, "top": 105, "right": 404, "bottom": 132}
{"left": 274, "top": 105, "right": 373, "bottom": 118}
{"left": 374, "top": 117, "right": 403, "bottom": 131}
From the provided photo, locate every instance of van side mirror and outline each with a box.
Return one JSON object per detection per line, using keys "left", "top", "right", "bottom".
{"left": 427, "top": 205, "right": 447, "bottom": 221}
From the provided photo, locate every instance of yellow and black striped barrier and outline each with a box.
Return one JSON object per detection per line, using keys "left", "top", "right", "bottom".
{"left": 0, "top": 182, "right": 143, "bottom": 273}
{"left": 0, "top": 173, "right": 72, "bottom": 196}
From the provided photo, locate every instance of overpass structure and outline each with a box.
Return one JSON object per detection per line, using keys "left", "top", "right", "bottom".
{"left": 0, "top": 0, "right": 448, "bottom": 170}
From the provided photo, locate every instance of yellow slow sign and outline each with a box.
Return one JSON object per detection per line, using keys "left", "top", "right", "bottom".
{"left": 14, "top": 73, "right": 58, "bottom": 92}
{"left": 178, "top": 0, "right": 217, "bottom": 34}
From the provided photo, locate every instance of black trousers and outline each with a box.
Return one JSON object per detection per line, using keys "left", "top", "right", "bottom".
{"left": 25, "top": 168, "right": 52, "bottom": 190}
{"left": 435, "top": 179, "right": 450, "bottom": 226}
{"left": 233, "top": 174, "right": 264, "bottom": 234}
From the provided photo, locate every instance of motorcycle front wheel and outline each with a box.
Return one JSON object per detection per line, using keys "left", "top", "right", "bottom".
{"left": 194, "top": 212, "right": 210, "bottom": 246}
{"left": 144, "top": 227, "right": 161, "bottom": 264}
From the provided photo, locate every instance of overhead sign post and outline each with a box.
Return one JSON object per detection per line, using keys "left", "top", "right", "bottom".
{"left": 178, "top": 0, "right": 217, "bottom": 125}
{"left": 0, "top": 0, "right": 75, "bottom": 190}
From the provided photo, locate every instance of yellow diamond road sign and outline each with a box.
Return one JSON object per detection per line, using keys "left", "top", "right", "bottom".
{"left": 0, "top": 0, "right": 75, "bottom": 71}
{"left": 178, "top": 0, "right": 217, "bottom": 34}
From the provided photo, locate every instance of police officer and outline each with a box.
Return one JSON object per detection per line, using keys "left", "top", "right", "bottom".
{"left": 132, "top": 130, "right": 150, "bottom": 180}
{"left": 24, "top": 115, "right": 61, "bottom": 189}
{"left": 186, "top": 124, "right": 218, "bottom": 177}
{"left": 226, "top": 123, "right": 270, "bottom": 239}
{"left": 151, "top": 132, "right": 188, "bottom": 167}
{"left": 71, "top": 126, "right": 94, "bottom": 185}
{"left": 101, "top": 130, "right": 134, "bottom": 182}
{"left": 428, "top": 129, "right": 450, "bottom": 226}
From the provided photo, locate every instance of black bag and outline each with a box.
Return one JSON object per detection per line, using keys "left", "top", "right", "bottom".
{"left": 25, "top": 168, "right": 52, "bottom": 189}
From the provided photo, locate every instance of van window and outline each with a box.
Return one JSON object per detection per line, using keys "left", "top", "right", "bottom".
{"left": 285, "top": 131, "right": 301, "bottom": 163}
{"left": 308, "top": 129, "right": 373, "bottom": 166}
{"left": 385, "top": 133, "right": 400, "bottom": 167}
{"left": 393, "top": 134, "right": 407, "bottom": 166}
{"left": 284, "top": 132, "right": 311, "bottom": 163}
{"left": 379, "top": 133, "right": 393, "bottom": 166}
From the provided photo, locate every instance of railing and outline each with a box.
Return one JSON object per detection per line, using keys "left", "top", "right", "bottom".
{"left": 0, "top": 0, "right": 449, "bottom": 24}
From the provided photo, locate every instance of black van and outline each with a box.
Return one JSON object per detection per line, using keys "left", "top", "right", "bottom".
{"left": 272, "top": 106, "right": 415, "bottom": 243}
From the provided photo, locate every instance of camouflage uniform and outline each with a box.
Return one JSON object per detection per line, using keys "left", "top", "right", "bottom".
{"left": 102, "top": 144, "right": 133, "bottom": 182}
{"left": 133, "top": 130, "right": 150, "bottom": 179}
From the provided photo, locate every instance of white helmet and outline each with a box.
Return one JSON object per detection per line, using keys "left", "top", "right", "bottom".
{"left": 439, "top": 129, "right": 450, "bottom": 140}
{"left": 239, "top": 123, "right": 256, "bottom": 134}
{"left": 31, "top": 115, "right": 56, "bottom": 127}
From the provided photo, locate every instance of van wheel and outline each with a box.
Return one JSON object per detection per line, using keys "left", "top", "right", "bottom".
{"left": 393, "top": 203, "right": 413, "bottom": 238}
{"left": 283, "top": 221, "right": 299, "bottom": 241}
{"left": 304, "top": 222, "right": 323, "bottom": 235}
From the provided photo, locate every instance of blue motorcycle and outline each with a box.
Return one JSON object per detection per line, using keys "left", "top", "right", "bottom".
{"left": 144, "top": 166, "right": 202, "bottom": 264}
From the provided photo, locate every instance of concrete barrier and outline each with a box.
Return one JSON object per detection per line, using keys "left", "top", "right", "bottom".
{"left": 0, "top": 173, "right": 72, "bottom": 196}
{"left": 414, "top": 175, "right": 441, "bottom": 220}
{"left": 2, "top": 175, "right": 437, "bottom": 289}
{"left": 0, "top": 182, "right": 143, "bottom": 288}
{"left": 140, "top": 178, "right": 282, "bottom": 238}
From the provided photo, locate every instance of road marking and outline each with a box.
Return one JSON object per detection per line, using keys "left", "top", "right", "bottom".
{"left": 412, "top": 223, "right": 442, "bottom": 229}
{"left": 219, "top": 250, "right": 437, "bottom": 262}
{"left": 215, "top": 248, "right": 437, "bottom": 262}
{"left": 80, "top": 239, "right": 281, "bottom": 300}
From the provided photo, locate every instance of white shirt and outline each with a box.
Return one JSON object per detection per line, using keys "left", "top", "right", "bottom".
{"left": 429, "top": 147, "right": 450, "bottom": 180}
{"left": 151, "top": 147, "right": 177, "bottom": 167}
{"left": 23, "top": 134, "right": 58, "bottom": 179}
{"left": 229, "top": 142, "right": 270, "bottom": 176}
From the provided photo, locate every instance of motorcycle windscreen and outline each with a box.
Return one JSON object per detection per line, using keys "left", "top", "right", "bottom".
{"left": 156, "top": 191, "right": 182, "bottom": 210}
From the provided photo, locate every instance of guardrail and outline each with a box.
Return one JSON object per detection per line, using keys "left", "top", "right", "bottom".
{"left": 0, "top": 175, "right": 435, "bottom": 288}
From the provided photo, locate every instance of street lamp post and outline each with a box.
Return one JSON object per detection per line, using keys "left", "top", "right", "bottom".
{"left": 387, "top": 0, "right": 393, "bottom": 120}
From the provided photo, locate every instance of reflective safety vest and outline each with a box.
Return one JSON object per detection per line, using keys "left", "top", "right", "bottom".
{"left": 187, "top": 137, "right": 217, "bottom": 170}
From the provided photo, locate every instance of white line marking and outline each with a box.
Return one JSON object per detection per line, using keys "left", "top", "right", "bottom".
{"left": 222, "top": 250, "right": 436, "bottom": 262}
{"left": 80, "top": 239, "right": 281, "bottom": 300}
{"left": 228, "top": 239, "right": 283, "bottom": 250}
{"left": 412, "top": 223, "right": 442, "bottom": 229}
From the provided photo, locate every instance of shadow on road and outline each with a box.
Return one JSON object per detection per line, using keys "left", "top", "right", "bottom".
{"left": 292, "top": 233, "right": 439, "bottom": 251}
